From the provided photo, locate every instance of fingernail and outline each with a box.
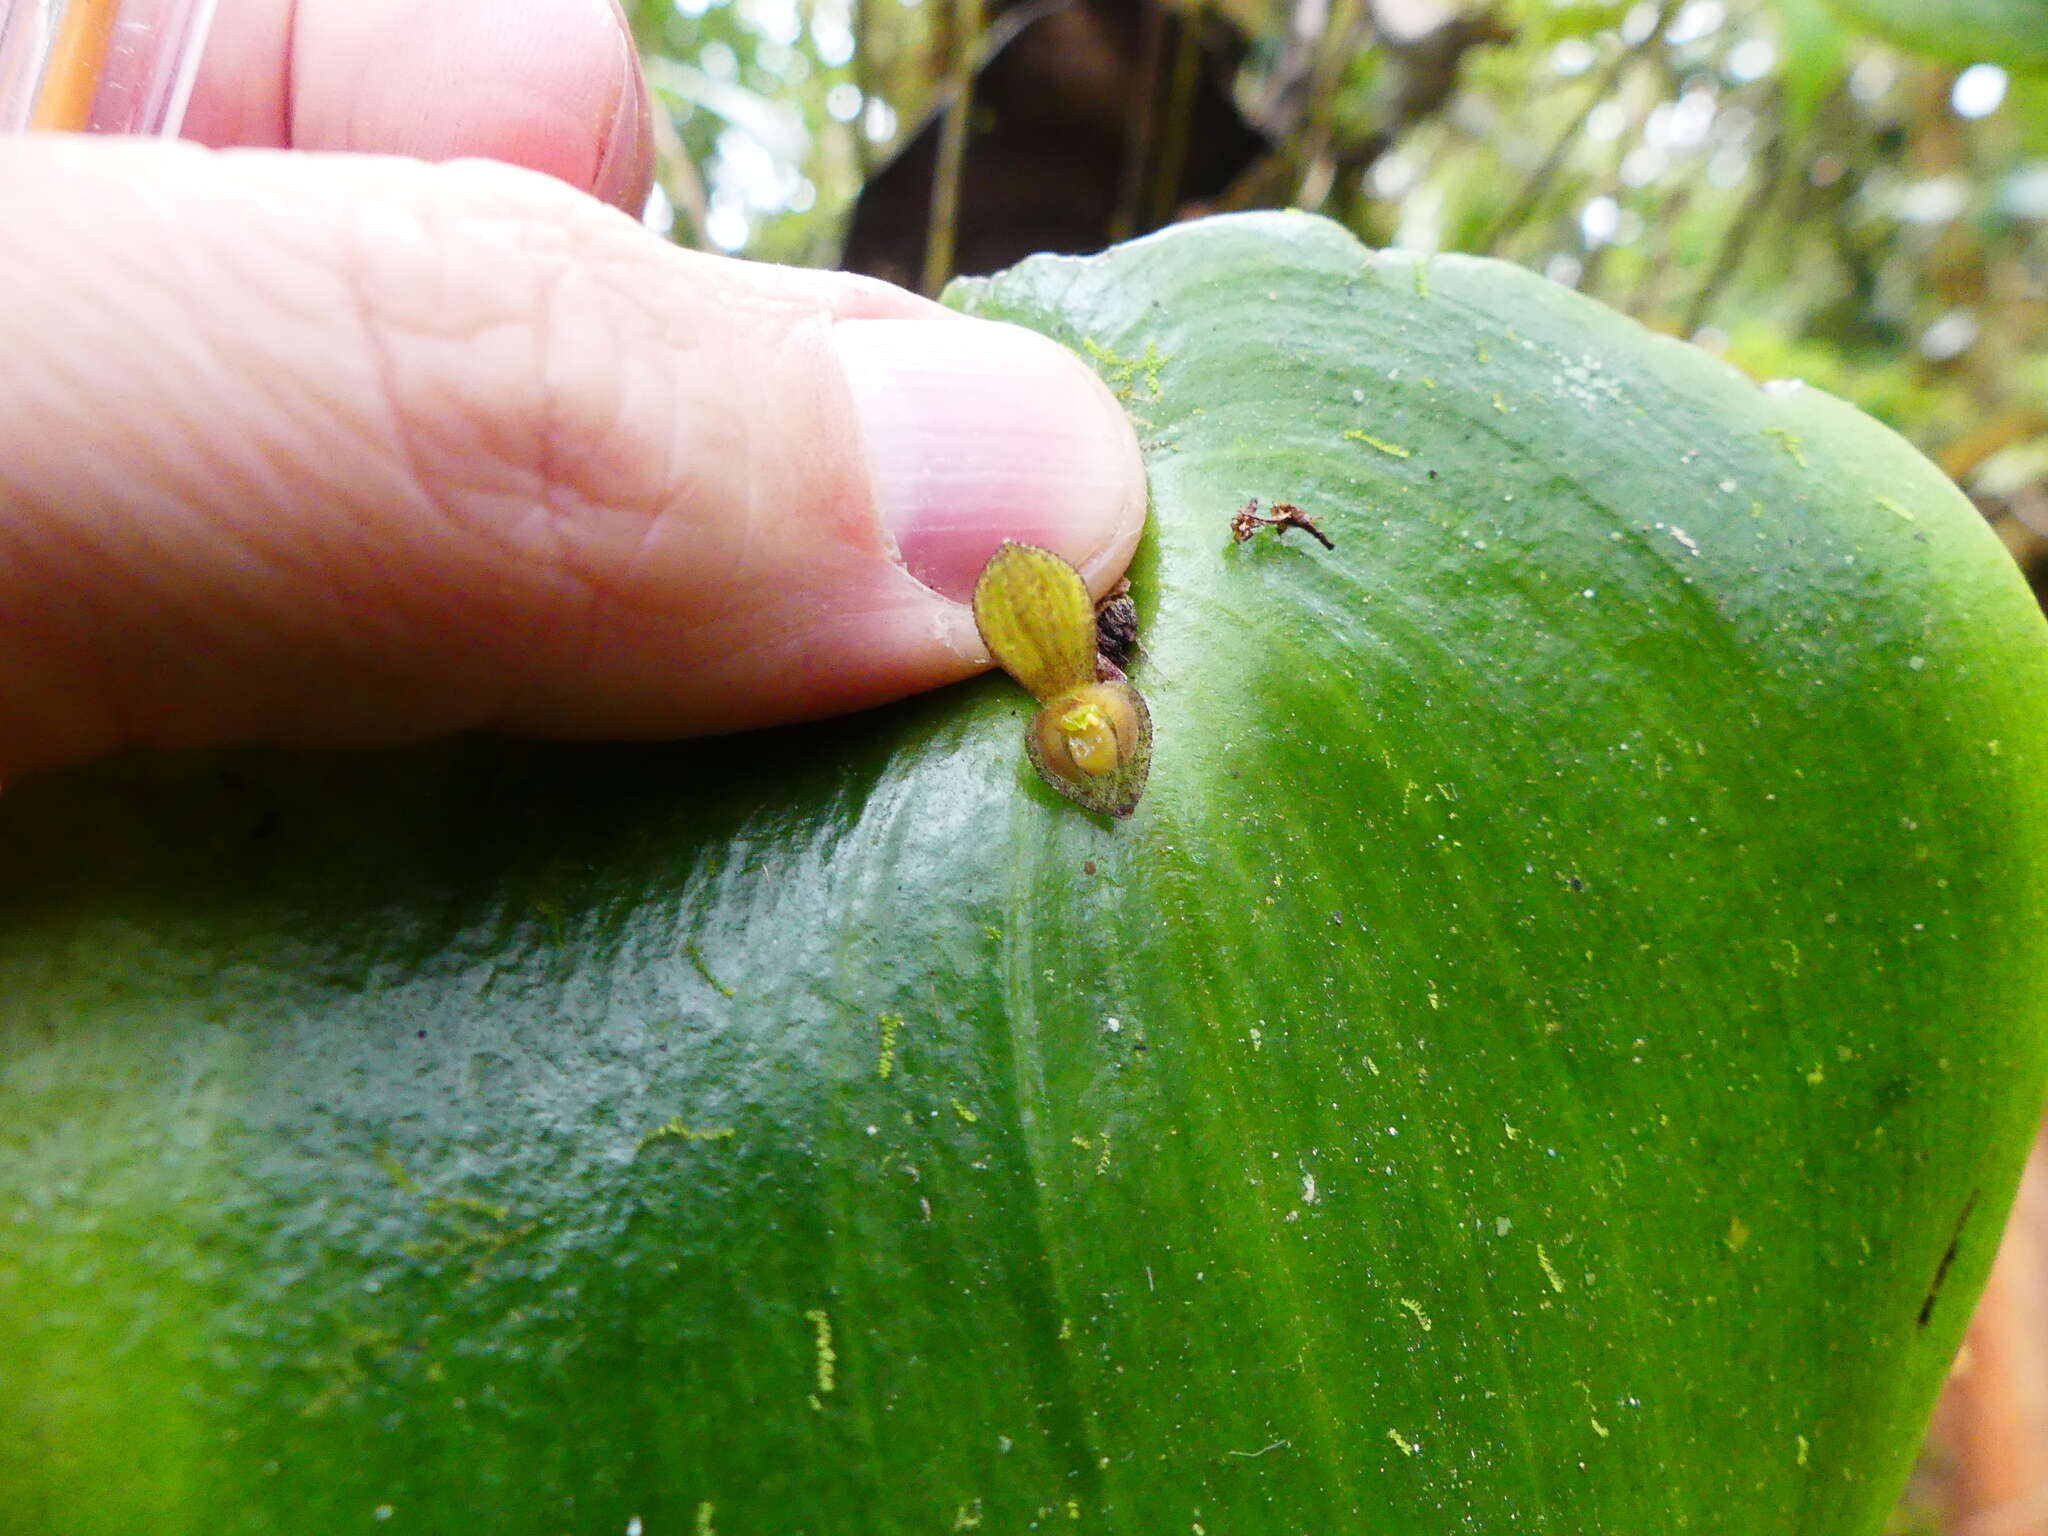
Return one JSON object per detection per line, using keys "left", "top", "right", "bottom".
{"left": 832, "top": 317, "right": 1146, "bottom": 604}
{"left": 592, "top": 13, "right": 653, "bottom": 212}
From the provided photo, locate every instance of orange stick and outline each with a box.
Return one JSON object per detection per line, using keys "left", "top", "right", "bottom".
{"left": 28, "top": 0, "right": 118, "bottom": 132}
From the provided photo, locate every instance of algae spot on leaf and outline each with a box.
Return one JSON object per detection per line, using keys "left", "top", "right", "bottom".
{"left": 1343, "top": 428, "right": 1413, "bottom": 460}
{"left": 1080, "top": 337, "right": 1169, "bottom": 402}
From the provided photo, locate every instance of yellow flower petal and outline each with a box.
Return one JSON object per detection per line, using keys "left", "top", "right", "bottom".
{"left": 971, "top": 541, "right": 1098, "bottom": 703}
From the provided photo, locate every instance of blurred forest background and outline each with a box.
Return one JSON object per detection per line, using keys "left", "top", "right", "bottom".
{"left": 617, "top": 0, "right": 2046, "bottom": 1527}
{"left": 620, "top": 0, "right": 2048, "bottom": 606}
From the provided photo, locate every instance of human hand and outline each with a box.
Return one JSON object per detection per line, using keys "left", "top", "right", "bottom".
{"left": 0, "top": 0, "right": 1146, "bottom": 781}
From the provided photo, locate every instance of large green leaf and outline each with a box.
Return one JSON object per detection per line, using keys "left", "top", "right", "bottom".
{"left": 6, "top": 212, "right": 2048, "bottom": 1534}
{"left": 1814, "top": 0, "right": 2048, "bottom": 70}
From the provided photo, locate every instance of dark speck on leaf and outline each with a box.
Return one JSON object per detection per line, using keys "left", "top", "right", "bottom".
{"left": 1919, "top": 1190, "right": 1980, "bottom": 1327}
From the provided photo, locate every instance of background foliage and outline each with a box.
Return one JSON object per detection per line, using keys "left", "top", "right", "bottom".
{"left": 622, "top": 0, "right": 2048, "bottom": 607}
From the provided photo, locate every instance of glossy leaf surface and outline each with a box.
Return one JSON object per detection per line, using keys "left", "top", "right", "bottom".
{"left": 5, "top": 213, "right": 2048, "bottom": 1534}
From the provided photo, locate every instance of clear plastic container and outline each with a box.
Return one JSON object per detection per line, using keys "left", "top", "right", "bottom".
{"left": 0, "top": 0, "right": 219, "bottom": 136}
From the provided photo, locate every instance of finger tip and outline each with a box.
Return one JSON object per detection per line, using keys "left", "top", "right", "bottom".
{"left": 1055, "top": 345, "right": 1149, "bottom": 599}
{"left": 591, "top": 44, "right": 655, "bottom": 213}
{"left": 833, "top": 317, "right": 1151, "bottom": 607}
